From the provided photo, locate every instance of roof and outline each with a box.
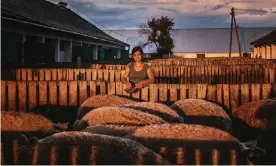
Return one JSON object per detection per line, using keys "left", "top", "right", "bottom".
{"left": 250, "top": 29, "right": 276, "bottom": 46}
{"left": 1, "top": 0, "right": 128, "bottom": 46}
{"left": 104, "top": 28, "right": 276, "bottom": 53}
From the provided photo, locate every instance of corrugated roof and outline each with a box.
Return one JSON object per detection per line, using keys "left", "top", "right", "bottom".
{"left": 250, "top": 29, "right": 276, "bottom": 46}
{"left": 1, "top": 0, "right": 128, "bottom": 46}
{"left": 104, "top": 28, "right": 276, "bottom": 53}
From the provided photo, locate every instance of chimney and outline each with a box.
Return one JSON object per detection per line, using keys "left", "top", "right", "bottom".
{"left": 58, "top": 1, "right": 68, "bottom": 8}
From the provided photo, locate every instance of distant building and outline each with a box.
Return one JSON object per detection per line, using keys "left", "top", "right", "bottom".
{"left": 1, "top": 0, "right": 129, "bottom": 66}
{"left": 250, "top": 29, "right": 276, "bottom": 59}
{"left": 104, "top": 28, "right": 276, "bottom": 58}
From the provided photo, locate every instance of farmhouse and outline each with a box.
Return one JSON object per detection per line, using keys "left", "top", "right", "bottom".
{"left": 250, "top": 29, "right": 276, "bottom": 59}
{"left": 1, "top": 0, "right": 129, "bottom": 66}
{"left": 104, "top": 28, "right": 276, "bottom": 58}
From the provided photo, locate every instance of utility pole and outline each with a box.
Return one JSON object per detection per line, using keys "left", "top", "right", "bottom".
{"left": 229, "top": 8, "right": 242, "bottom": 57}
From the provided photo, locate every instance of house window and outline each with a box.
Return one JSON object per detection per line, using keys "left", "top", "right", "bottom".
{"left": 197, "top": 53, "right": 205, "bottom": 58}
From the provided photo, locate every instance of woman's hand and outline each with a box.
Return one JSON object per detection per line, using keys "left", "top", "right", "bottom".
{"left": 135, "top": 82, "right": 144, "bottom": 88}
{"left": 126, "top": 82, "right": 132, "bottom": 89}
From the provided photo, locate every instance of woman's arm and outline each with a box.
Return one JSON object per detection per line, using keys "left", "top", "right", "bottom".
{"left": 122, "top": 66, "right": 132, "bottom": 88}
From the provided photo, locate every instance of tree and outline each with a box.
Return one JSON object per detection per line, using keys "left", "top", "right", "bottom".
{"left": 139, "top": 16, "right": 175, "bottom": 58}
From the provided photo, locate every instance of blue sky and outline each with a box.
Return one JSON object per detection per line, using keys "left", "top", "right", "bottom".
{"left": 60, "top": 0, "right": 276, "bottom": 29}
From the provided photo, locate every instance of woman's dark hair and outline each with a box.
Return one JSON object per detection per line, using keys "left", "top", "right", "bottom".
{"left": 131, "top": 46, "right": 144, "bottom": 56}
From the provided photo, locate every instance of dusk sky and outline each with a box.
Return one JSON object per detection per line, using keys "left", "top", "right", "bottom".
{"left": 59, "top": 0, "right": 276, "bottom": 29}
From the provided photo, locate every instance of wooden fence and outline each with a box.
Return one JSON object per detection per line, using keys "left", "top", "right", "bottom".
{"left": 149, "top": 58, "right": 276, "bottom": 66}
{"left": 2, "top": 68, "right": 124, "bottom": 82}
{"left": 153, "top": 65, "right": 276, "bottom": 84}
{"left": 2, "top": 81, "right": 276, "bottom": 113}
{"left": 2, "top": 66, "right": 276, "bottom": 84}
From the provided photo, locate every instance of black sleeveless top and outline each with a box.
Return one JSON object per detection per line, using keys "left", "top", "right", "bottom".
{"left": 128, "top": 63, "right": 150, "bottom": 84}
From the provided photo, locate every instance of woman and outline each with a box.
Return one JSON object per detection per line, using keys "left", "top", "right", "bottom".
{"left": 122, "top": 46, "right": 155, "bottom": 93}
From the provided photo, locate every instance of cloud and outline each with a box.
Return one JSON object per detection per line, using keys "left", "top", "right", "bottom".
{"left": 62, "top": 0, "right": 276, "bottom": 28}
{"left": 237, "top": 9, "right": 267, "bottom": 15}
{"left": 235, "top": 13, "right": 276, "bottom": 24}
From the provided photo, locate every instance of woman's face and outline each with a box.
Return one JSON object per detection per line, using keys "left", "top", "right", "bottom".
{"left": 133, "top": 51, "right": 143, "bottom": 62}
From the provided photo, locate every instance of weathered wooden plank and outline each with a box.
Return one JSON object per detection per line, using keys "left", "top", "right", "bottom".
{"left": 262, "top": 84, "right": 271, "bottom": 100}
{"left": 97, "top": 70, "right": 103, "bottom": 81}
{"left": 28, "top": 82, "right": 37, "bottom": 110}
{"left": 103, "top": 69, "right": 109, "bottom": 81}
{"left": 217, "top": 84, "right": 223, "bottom": 105}
{"left": 208, "top": 66, "right": 212, "bottom": 84}
{"left": 68, "top": 69, "right": 74, "bottom": 81}
{"left": 62, "top": 69, "right": 67, "bottom": 80}
{"left": 16, "top": 69, "right": 21, "bottom": 80}
{"left": 169, "top": 84, "right": 178, "bottom": 102}
{"left": 223, "top": 84, "right": 230, "bottom": 109}
{"left": 79, "top": 69, "right": 86, "bottom": 80}
{"left": 258, "top": 66, "right": 263, "bottom": 84}
{"left": 115, "top": 82, "right": 122, "bottom": 96}
{"left": 79, "top": 81, "right": 88, "bottom": 105}
{"left": 27, "top": 69, "right": 32, "bottom": 81}
{"left": 109, "top": 70, "right": 115, "bottom": 82}
{"left": 108, "top": 82, "right": 116, "bottom": 95}
{"left": 248, "top": 66, "right": 252, "bottom": 83}
{"left": 264, "top": 68, "right": 269, "bottom": 83}
{"left": 39, "top": 81, "right": 47, "bottom": 106}
{"left": 233, "top": 67, "right": 237, "bottom": 84}
{"left": 115, "top": 70, "right": 122, "bottom": 82}
{"left": 187, "top": 67, "right": 191, "bottom": 84}
{"left": 179, "top": 84, "right": 187, "bottom": 100}
{"left": 184, "top": 67, "right": 188, "bottom": 84}
{"left": 191, "top": 67, "right": 195, "bottom": 83}
{"left": 160, "top": 66, "right": 164, "bottom": 77}
{"left": 230, "top": 84, "right": 239, "bottom": 110}
{"left": 241, "top": 84, "right": 249, "bottom": 104}
{"left": 207, "top": 85, "right": 216, "bottom": 102}
{"left": 21, "top": 69, "right": 27, "bottom": 81}
{"left": 91, "top": 70, "right": 96, "bottom": 81}
{"left": 237, "top": 66, "right": 241, "bottom": 84}
{"left": 74, "top": 69, "right": 80, "bottom": 80}
{"left": 1, "top": 81, "right": 6, "bottom": 110}
{"left": 17, "top": 81, "right": 27, "bottom": 112}
{"left": 174, "top": 66, "right": 178, "bottom": 78}
{"left": 251, "top": 84, "right": 260, "bottom": 102}
{"left": 141, "top": 86, "right": 149, "bottom": 101}
{"left": 270, "top": 69, "right": 275, "bottom": 83}
{"left": 149, "top": 84, "right": 158, "bottom": 102}
{"left": 69, "top": 81, "right": 77, "bottom": 105}
{"left": 159, "top": 84, "right": 168, "bottom": 101}
{"left": 51, "top": 69, "right": 57, "bottom": 81}
{"left": 122, "top": 82, "right": 130, "bottom": 97}
{"left": 99, "top": 81, "right": 106, "bottom": 95}
{"left": 197, "top": 84, "right": 207, "bottom": 99}
{"left": 86, "top": 69, "right": 92, "bottom": 80}
{"left": 7, "top": 81, "right": 16, "bottom": 111}
{"left": 89, "top": 81, "right": 96, "bottom": 97}
{"left": 59, "top": 81, "right": 68, "bottom": 106}
{"left": 39, "top": 69, "right": 45, "bottom": 80}
{"left": 48, "top": 81, "right": 57, "bottom": 105}
{"left": 201, "top": 66, "right": 204, "bottom": 84}
{"left": 57, "top": 69, "right": 63, "bottom": 80}
{"left": 189, "top": 84, "right": 197, "bottom": 99}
